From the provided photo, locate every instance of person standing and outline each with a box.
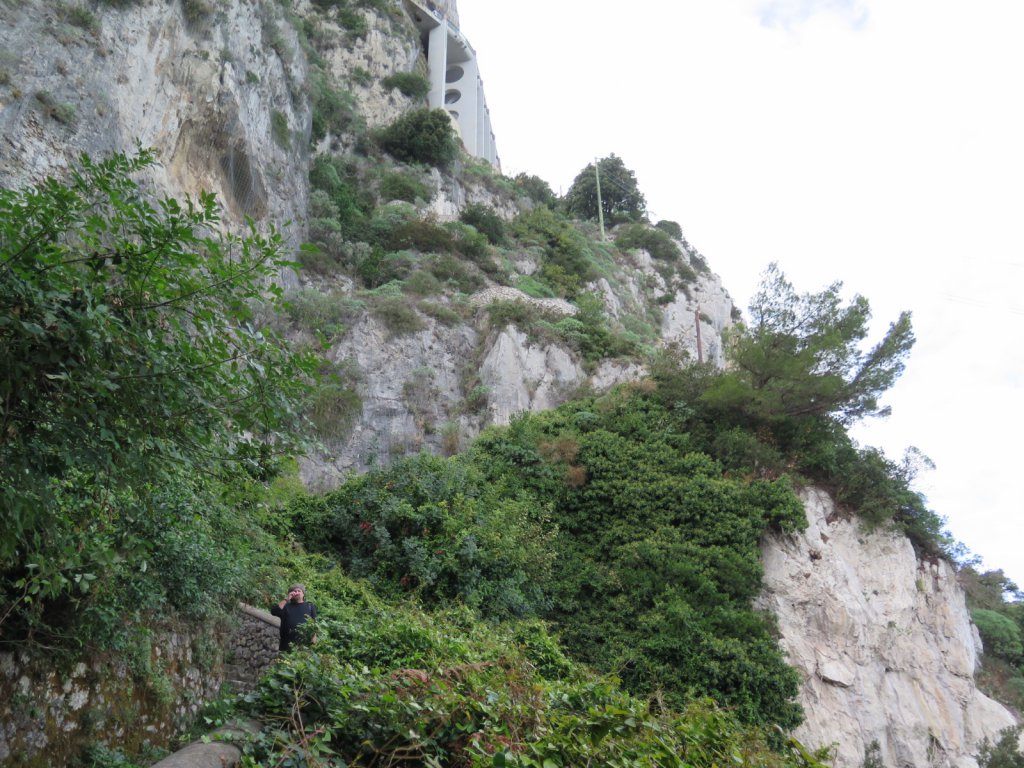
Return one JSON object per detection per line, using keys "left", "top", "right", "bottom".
{"left": 270, "top": 583, "right": 317, "bottom": 652}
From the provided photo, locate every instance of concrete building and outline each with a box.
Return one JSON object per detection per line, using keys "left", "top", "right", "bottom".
{"left": 403, "top": 0, "right": 500, "bottom": 170}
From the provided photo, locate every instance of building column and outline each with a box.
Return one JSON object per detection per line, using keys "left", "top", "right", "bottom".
{"left": 458, "top": 55, "right": 480, "bottom": 156}
{"left": 427, "top": 21, "right": 448, "bottom": 110}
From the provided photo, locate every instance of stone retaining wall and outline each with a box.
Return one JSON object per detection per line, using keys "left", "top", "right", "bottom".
{"left": 0, "top": 621, "right": 226, "bottom": 768}
{"left": 0, "top": 605, "right": 281, "bottom": 767}
{"left": 224, "top": 604, "right": 280, "bottom": 691}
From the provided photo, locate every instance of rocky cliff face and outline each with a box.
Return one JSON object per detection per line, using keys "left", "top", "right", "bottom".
{"left": 0, "top": 0, "right": 737, "bottom": 484}
{"left": 3, "top": 3, "right": 1014, "bottom": 766}
{"left": 0, "top": 0, "right": 312, "bottom": 239}
{"left": 759, "top": 488, "right": 1017, "bottom": 768}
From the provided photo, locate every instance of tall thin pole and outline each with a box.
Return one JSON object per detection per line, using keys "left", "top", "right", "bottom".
{"left": 594, "top": 159, "right": 605, "bottom": 240}
{"left": 695, "top": 306, "right": 704, "bottom": 364}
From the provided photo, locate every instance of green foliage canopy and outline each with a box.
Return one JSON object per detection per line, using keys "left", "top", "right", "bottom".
{"left": 469, "top": 395, "right": 807, "bottom": 730}
{"left": 705, "top": 263, "right": 915, "bottom": 427}
{"left": 564, "top": 154, "right": 647, "bottom": 223}
{"left": 291, "top": 452, "right": 557, "bottom": 618}
{"left": 240, "top": 581, "right": 827, "bottom": 768}
{"left": 378, "top": 108, "right": 459, "bottom": 168}
{"left": 973, "top": 609, "right": 1024, "bottom": 662}
{"left": 0, "top": 150, "right": 315, "bottom": 642}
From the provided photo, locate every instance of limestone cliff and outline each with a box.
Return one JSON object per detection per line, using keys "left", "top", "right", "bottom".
{"left": 1, "top": 2, "right": 1016, "bottom": 767}
{"left": 759, "top": 488, "right": 1018, "bottom": 768}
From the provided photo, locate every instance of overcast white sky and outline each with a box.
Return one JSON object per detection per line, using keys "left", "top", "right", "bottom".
{"left": 458, "top": 0, "right": 1024, "bottom": 587}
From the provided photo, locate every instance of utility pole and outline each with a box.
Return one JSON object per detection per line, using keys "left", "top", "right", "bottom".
{"left": 594, "top": 159, "right": 605, "bottom": 240}
{"left": 695, "top": 306, "right": 704, "bottom": 364}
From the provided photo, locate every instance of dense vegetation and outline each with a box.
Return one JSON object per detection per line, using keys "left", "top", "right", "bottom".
{"left": 961, "top": 567, "right": 1024, "bottom": 712}
{"left": 0, "top": 151, "right": 316, "bottom": 649}
{"left": 4, "top": 2, "right": 1020, "bottom": 766}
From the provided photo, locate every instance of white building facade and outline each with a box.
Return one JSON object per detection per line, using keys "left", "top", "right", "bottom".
{"left": 403, "top": 0, "right": 500, "bottom": 170}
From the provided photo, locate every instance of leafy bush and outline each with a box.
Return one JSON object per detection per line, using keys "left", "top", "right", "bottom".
{"left": 307, "top": 374, "right": 362, "bottom": 443}
{"left": 616, "top": 222, "right": 682, "bottom": 262}
{"left": 428, "top": 253, "right": 484, "bottom": 292}
{"left": 354, "top": 248, "right": 414, "bottom": 288}
{"left": 460, "top": 202, "right": 506, "bottom": 245}
{"left": 515, "top": 274, "right": 558, "bottom": 298}
{"left": 34, "top": 90, "right": 76, "bottom": 126}
{"left": 973, "top": 609, "right": 1024, "bottom": 661}
{"left": 378, "top": 169, "right": 431, "bottom": 203}
{"left": 401, "top": 269, "right": 443, "bottom": 296}
{"left": 655, "top": 219, "right": 684, "bottom": 239}
{"left": 308, "top": 154, "right": 372, "bottom": 227}
{"left": 55, "top": 3, "right": 99, "bottom": 32}
{"left": 512, "top": 206, "right": 595, "bottom": 297}
{"left": 418, "top": 301, "right": 461, "bottom": 326}
{"left": 977, "top": 726, "right": 1024, "bottom": 768}
{"left": 381, "top": 71, "right": 431, "bottom": 99}
{"left": 181, "top": 0, "right": 214, "bottom": 25}
{"left": 284, "top": 288, "right": 365, "bottom": 339}
{"left": 368, "top": 295, "right": 425, "bottom": 335}
{"left": 309, "top": 70, "right": 361, "bottom": 141}
{"left": 513, "top": 172, "right": 557, "bottom": 207}
{"left": 290, "top": 452, "right": 556, "bottom": 616}
{"left": 0, "top": 150, "right": 315, "bottom": 648}
{"left": 378, "top": 108, "right": 458, "bottom": 168}
{"left": 270, "top": 109, "right": 290, "bottom": 149}
{"left": 470, "top": 396, "right": 807, "bottom": 730}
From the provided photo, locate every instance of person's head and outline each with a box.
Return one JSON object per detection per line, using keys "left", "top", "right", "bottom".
{"left": 287, "top": 584, "right": 306, "bottom": 603}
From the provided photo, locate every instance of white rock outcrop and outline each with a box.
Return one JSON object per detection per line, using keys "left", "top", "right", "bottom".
{"left": 479, "top": 326, "right": 583, "bottom": 425}
{"left": 759, "top": 488, "right": 1017, "bottom": 768}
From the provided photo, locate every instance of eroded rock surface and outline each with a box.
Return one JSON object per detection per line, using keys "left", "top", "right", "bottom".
{"left": 759, "top": 488, "right": 1017, "bottom": 768}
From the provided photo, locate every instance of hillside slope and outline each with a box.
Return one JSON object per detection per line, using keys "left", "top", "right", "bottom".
{"left": 0, "top": 1, "right": 1018, "bottom": 767}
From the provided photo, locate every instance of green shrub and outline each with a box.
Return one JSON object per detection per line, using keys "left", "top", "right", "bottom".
{"left": 428, "top": 253, "right": 483, "bottom": 292}
{"left": 464, "top": 384, "right": 491, "bottom": 413}
{"left": 34, "top": 91, "right": 76, "bottom": 126}
{"left": 616, "top": 222, "right": 682, "bottom": 261}
{"left": 309, "top": 70, "right": 361, "bottom": 141}
{"left": 337, "top": 6, "right": 368, "bottom": 37}
{"left": 402, "top": 269, "right": 442, "bottom": 296}
{"left": 460, "top": 202, "right": 506, "bottom": 245}
{"left": 181, "top": 0, "right": 214, "bottom": 24}
{"left": 469, "top": 395, "right": 807, "bottom": 729}
{"left": 350, "top": 66, "right": 372, "bottom": 87}
{"left": 445, "top": 221, "right": 491, "bottom": 263}
{"left": 655, "top": 219, "right": 684, "bottom": 239}
{"left": 485, "top": 300, "right": 546, "bottom": 331}
{"left": 0, "top": 150, "right": 315, "bottom": 649}
{"left": 513, "top": 172, "right": 557, "bottom": 207}
{"left": 270, "top": 109, "right": 290, "bottom": 149}
{"left": 381, "top": 71, "right": 431, "bottom": 99}
{"left": 512, "top": 206, "right": 594, "bottom": 298}
{"left": 378, "top": 108, "right": 458, "bottom": 168}
{"left": 378, "top": 169, "right": 431, "bottom": 203}
{"left": 973, "top": 609, "right": 1024, "bottom": 661}
{"left": 290, "top": 452, "right": 556, "bottom": 615}
{"left": 369, "top": 295, "right": 425, "bottom": 335}
{"left": 284, "top": 288, "right": 365, "bottom": 339}
{"left": 307, "top": 374, "right": 362, "bottom": 442}
{"left": 356, "top": 248, "right": 415, "bottom": 288}
{"left": 977, "top": 726, "right": 1024, "bottom": 768}
{"left": 418, "top": 301, "right": 461, "bottom": 326}
{"left": 55, "top": 3, "right": 99, "bottom": 32}
{"left": 515, "top": 274, "right": 557, "bottom": 298}
{"left": 308, "top": 154, "right": 372, "bottom": 227}
{"left": 379, "top": 216, "right": 452, "bottom": 252}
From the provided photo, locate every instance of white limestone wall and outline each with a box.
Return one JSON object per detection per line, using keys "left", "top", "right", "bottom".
{"left": 759, "top": 488, "right": 1018, "bottom": 768}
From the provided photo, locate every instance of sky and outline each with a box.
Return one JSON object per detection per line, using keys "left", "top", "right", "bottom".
{"left": 457, "top": 0, "right": 1024, "bottom": 587}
